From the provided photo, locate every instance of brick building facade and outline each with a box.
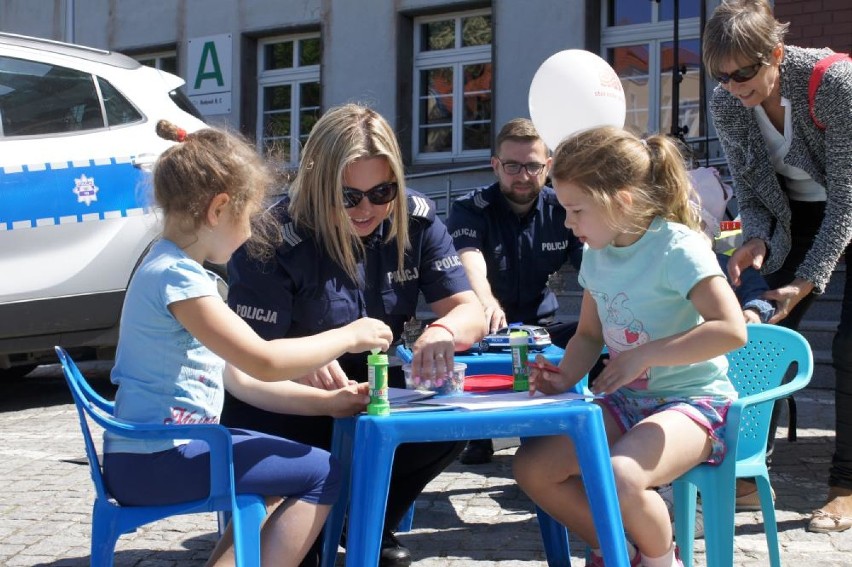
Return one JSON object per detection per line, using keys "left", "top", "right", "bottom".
{"left": 775, "top": 0, "right": 852, "bottom": 52}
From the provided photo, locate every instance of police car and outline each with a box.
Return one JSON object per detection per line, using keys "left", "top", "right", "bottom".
{"left": 0, "top": 33, "right": 207, "bottom": 377}
{"left": 478, "top": 324, "right": 552, "bottom": 352}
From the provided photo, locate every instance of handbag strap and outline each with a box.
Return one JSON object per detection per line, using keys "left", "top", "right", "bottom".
{"left": 808, "top": 52, "right": 852, "bottom": 130}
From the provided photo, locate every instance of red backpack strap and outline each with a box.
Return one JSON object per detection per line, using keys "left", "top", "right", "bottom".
{"left": 809, "top": 53, "right": 852, "bottom": 130}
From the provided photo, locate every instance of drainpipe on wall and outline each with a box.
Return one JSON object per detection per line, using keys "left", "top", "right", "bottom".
{"left": 65, "top": 0, "right": 75, "bottom": 43}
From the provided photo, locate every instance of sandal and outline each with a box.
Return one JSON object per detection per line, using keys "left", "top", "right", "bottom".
{"left": 807, "top": 508, "right": 852, "bottom": 533}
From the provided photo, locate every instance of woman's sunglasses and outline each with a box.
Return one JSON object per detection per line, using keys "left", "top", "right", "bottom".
{"left": 342, "top": 181, "right": 399, "bottom": 208}
{"left": 713, "top": 61, "right": 765, "bottom": 84}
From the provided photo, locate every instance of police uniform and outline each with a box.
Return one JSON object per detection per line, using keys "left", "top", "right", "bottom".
{"left": 445, "top": 182, "right": 583, "bottom": 346}
{"left": 222, "top": 189, "right": 468, "bottom": 553}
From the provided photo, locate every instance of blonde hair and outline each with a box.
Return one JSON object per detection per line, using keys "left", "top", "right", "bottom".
{"left": 550, "top": 126, "right": 699, "bottom": 235}
{"left": 703, "top": 0, "right": 789, "bottom": 79}
{"left": 154, "top": 120, "right": 279, "bottom": 258}
{"left": 287, "top": 103, "right": 409, "bottom": 282}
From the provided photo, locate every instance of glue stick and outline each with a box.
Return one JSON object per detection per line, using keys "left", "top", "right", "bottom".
{"left": 367, "top": 348, "right": 390, "bottom": 416}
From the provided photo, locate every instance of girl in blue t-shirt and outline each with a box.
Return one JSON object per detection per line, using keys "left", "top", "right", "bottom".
{"left": 103, "top": 120, "right": 393, "bottom": 567}
{"left": 513, "top": 126, "right": 747, "bottom": 567}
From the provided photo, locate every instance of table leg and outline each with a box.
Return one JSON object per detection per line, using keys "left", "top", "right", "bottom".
{"left": 323, "top": 417, "right": 356, "bottom": 567}
{"left": 572, "top": 408, "right": 630, "bottom": 567}
{"left": 535, "top": 504, "right": 572, "bottom": 566}
{"left": 343, "top": 419, "right": 398, "bottom": 566}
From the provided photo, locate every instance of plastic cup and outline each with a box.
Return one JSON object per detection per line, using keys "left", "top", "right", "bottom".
{"left": 402, "top": 362, "right": 466, "bottom": 395}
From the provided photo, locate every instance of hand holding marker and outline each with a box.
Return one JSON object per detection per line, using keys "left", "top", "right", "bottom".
{"left": 528, "top": 358, "right": 561, "bottom": 374}
{"left": 527, "top": 355, "right": 560, "bottom": 396}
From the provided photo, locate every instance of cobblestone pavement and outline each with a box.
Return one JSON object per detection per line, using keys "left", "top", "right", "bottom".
{"left": 2, "top": 362, "right": 851, "bottom": 566}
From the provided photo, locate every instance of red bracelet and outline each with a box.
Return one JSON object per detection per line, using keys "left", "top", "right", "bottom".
{"left": 427, "top": 322, "right": 456, "bottom": 340}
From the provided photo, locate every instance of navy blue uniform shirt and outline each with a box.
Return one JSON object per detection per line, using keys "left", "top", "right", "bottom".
{"left": 227, "top": 190, "right": 471, "bottom": 368}
{"left": 445, "top": 182, "right": 582, "bottom": 324}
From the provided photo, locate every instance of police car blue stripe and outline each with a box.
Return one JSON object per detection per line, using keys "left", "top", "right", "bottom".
{"left": 0, "top": 157, "right": 150, "bottom": 230}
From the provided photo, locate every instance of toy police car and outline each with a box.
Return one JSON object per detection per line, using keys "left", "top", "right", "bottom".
{"left": 478, "top": 324, "right": 552, "bottom": 352}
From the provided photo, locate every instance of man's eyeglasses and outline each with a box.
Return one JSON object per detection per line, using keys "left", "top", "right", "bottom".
{"left": 496, "top": 159, "right": 546, "bottom": 176}
{"left": 713, "top": 61, "right": 765, "bottom": 84}
{"left": 341, "top": 182, "right": 399, "bottom": 208}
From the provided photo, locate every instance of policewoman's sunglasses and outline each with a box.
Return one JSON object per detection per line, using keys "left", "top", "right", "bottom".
{"left": 713, "top": 61, "right": 765, "bottom": 84}
{"left": 342, "top": 181, "right": 399, "bottom": 208}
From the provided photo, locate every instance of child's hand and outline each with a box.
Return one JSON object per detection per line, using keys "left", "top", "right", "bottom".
{"left": 742, "top": 309, "right": 761, "bottom": 324}
{"left": 528, "top": 354, "right": 568, "bottom": 396}
{"left": 326, "top": 382, "right": 371, "bottom": 417}
{"left": 590, "top": 350, "right": 648, "bottom": 395}
{"left": 295, "top": 360, "right": 350, "bottom": 391}
{"left": 728, "top": 238, "right": 766, "bottom": 287}
{"left": 345, "top": 317, "right": 393, "bottom": 353}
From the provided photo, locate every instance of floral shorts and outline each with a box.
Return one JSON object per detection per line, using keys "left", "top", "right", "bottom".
{"left": 600, "top": 389, "right": 733, "bottom": 465}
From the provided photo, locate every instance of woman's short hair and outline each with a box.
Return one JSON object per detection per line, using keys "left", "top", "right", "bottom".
{"left": 702, "top": 0, "right": 789, "bottom": 79}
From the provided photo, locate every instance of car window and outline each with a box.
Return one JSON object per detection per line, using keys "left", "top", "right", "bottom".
{"left": 0, "top": 55, "right": 104, "bottom": 136}
{"left": 97, "top": 77, "right": 142, "bottom": 126}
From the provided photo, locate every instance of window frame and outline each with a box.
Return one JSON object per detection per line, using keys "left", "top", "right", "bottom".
{"left": 600, "top": 2, "right": 702, "bottom": 140}
{"left": 412, "top": 9, "right": 492, "bottom": 164}
{"left": 133, "top": 50, "right": 178, "bottom": 74}
{"left": 256, "top": 33, "right": 321, "bottom": 167}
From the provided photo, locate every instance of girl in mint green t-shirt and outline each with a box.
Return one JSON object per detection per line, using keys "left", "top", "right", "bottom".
{"left": 514, "top": 126, "right": 747, "bottom": 567}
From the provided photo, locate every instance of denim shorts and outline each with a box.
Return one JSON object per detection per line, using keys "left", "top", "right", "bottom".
{"left": 600, "top": 389, "right": 733, "bottom": 465}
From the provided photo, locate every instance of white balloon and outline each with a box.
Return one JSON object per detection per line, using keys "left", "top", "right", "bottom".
{"left": 528, "top": 50, "right": 626, "bottom": 151}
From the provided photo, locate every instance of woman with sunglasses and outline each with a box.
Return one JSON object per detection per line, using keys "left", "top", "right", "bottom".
{"left": 704, "top": 0, "right": 852, "bottom": 533}
{"left": 222, "top": 103, "right": 485, "bottom": 566}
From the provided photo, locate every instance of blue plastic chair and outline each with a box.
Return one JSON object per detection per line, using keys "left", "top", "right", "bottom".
{"left": 672, "top": 324, "right": 813, "bottom": 567}
{"left": 56, "top": 346, "right": 267, "bottom": 567}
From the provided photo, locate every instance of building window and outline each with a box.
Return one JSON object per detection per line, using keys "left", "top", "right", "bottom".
{"left": 602, "top": 1, "right": 703, "bottom": 147}
{"left": 257, "top": 34, "right": 321, "bottom": 166}
{"left": 135, "top": 51, "right": 178, "bottom": 75}
{"left": 413, "top": 10, "right": 492, "bottom": 163}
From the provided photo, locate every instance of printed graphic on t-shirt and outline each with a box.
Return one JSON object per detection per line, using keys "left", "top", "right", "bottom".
{"left": 592, "top": 290, "right": 650, "bottom": 389}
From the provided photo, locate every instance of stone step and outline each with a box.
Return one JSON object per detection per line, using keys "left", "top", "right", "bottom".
{"left": 810, "top": 349, "right": 833, "bottom": 390}
{"left": 797, "top": 319, "right": 838, "bottom": 351}
{"left": 802, "top": 294, "right": 842, "bottom": 320}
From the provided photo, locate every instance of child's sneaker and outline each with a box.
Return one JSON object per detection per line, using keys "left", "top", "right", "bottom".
{"left": 586, "top": 549, "right": 641, "bottom": 567}
{"left": 674, "top": 545, "right": 685, "bottom": 566}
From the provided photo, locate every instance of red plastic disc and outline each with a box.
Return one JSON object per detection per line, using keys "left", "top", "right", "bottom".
{"left": 464, "top": 374, "right": 514, "bottom": 392}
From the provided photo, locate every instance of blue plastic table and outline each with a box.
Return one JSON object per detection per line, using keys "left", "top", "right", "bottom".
{"left": 321, "top": 363, "right": 629, "bottom": 566}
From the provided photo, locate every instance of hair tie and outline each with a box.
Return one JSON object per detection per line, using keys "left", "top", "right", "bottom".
{"left": 639, "top": 138, "right": 649, "bottom": 150}
{"left": 176, "top": 128, "right": 187, "bottom": 142}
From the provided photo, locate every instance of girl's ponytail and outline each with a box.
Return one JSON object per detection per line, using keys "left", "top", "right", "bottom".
{"left": 645, "top": 134, "right": 700, "bottom": 232}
